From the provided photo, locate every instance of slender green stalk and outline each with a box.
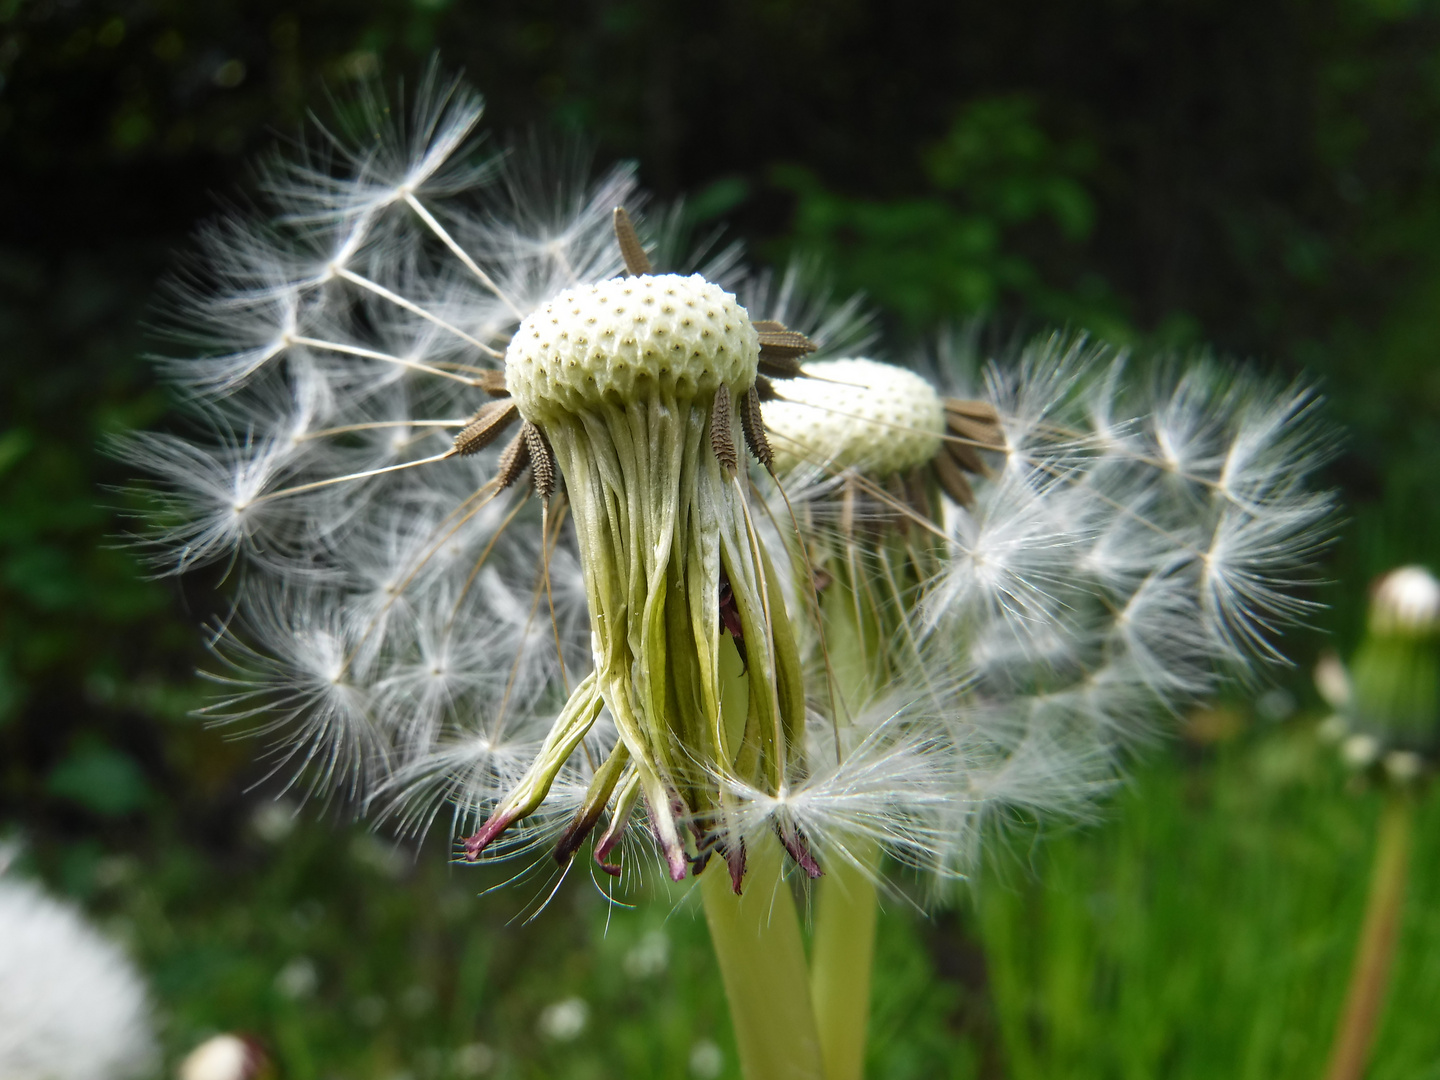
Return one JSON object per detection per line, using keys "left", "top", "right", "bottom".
{"left": 700, "top": 833, "right": 826, "bottom": 1080}
{"left": 810, "top": 838, "right": 879, "bottom": 1080}
{"left": 1322, "top": 791, "right": 1414, "bottom": 1080}
{"left": 805, "top": 548, "right": 889, "bottom": 1080}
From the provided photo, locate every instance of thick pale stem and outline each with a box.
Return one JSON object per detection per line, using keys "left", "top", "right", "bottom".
{"left": 1322, "top": 791, "right": 1414, "bottom": 1080}
{"left": 701, "top": 832, "right": 826, "bottom": 1080}
{"left": 810, "top": 837, "right": 879, "bottom": 1080}
{"left": 806, "top": 564, "right": 886, "bottom": 1080}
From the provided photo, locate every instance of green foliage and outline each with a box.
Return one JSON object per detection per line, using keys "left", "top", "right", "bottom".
{"left": 12, "top": 717, "right": 1440, "bottom": 1078}
{"left": 774, "top": 95, "right": 1125, "bottom": 333}
{"left": 45, "top": 738, "right": 155, "bottom": 816}
{"left": 40, "top": 816, "right": 741, "bottom": 1079}
{"left": 974, "top": 725, "right": 1440, "bottom": 1080}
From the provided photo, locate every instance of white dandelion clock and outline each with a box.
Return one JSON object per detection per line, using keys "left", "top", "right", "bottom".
{"left": 126, "top": 66, "right": 1337, "bottom": 1080}
{"left": 123, "top": 70, "right": 829, "bottom": 889}
{"left": 760, "top": 347, "right": 1330, "bottom": 869}
{"left": 0, "top": 871, "right": 157, "bottom": 1080}
{"left": 755, "top": 344, "right": 1331, "bottom": 1079}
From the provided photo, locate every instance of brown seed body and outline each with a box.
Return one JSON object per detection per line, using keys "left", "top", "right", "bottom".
{"left": 524, "top": 422, "right": 556, "bottom": 502}
{"left": 453, "top": 399, "right": 520, "bottom": 456}
{"left": 612, "top": 207, "right": 653, "bottom": 276}
{"left": 711, "top": 384, "right": 739, "bottom": 477}
{"left": 494, "top": 426, "right": 533, "bottom": 490}
{"left": 739, "top": 385, "right": 774, "bottom": 471}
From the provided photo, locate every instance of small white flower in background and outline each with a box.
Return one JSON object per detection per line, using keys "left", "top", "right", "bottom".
{"left": 1315, "top": 651, "right": 1353, "bottom": 710}
{"left": 399, "top": 984, "right": 435, "bottom": 1016}
{"left": 249, "top": 799, "right": 299, "bottom": 844}
{"left": 536, "top": 997, "right": 589, "bottom": 1042}
{"left": 178, "top": 1034, "right": 268, "bottom": 1080}
{"left": 353, "top": 994, "right": 386, "bottom": 1026}
{"left": 1342, "top": 733, "right": 1381, "bottom": 770}
{"left": 123, "top": 65, "right": 1333, "bottom": 894}
{"left": 622, "top": 928, "right": 670, "bottom": 978}
{"left": 1383, "top": 749, "right": 1425, "bottom": 783}
{"left": 688, "top": 1039, "right": 725, "bottom": 1079}
{"left": 0, "top": 869, "right": 157, "bottom": 1080}
{"left": 1256, "top": 688, "right": 1296, "bottom": 721}
{"left": 349, "top": 832, "right": 410, "bottom": 879}
{"left": 452, "top": 1042, "right": 496, "bottom": 1077}
{"left": 1317, "top": 712, "right": 1349, "bottom": 744}
{"left": 273, "top": 956, "right": 318, "bottom": 999}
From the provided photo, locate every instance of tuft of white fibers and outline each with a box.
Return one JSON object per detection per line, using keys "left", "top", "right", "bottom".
{"left": 751, "top": 332, "right": 1331, "bottom": 886}
{"left": 125, "top": 65, "right": 1334, "bottom": 897}
{"left": 0, "top": 871, "right": 157, "bottom": 1080}
{"left": 122, "top": 67, "right": 648, "bottom": 812}
{"left": 926, "top": 332, "right": 1335, "bottom": 697}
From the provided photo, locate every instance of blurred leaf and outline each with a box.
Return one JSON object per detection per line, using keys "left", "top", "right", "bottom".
{"left": 0, "top": 427, "right": 31, "bottom": 477}
{"left": 685, "top": 176, "right": 750, "bottom": 224}
{"left": 45, "top": 740, "right": 153, "bottom": 816}
{"left": 773, "top": 95, "right": 1117, "bottom": 329}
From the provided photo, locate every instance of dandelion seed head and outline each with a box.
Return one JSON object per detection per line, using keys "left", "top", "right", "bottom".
{"left": 126, "top": 66, "right": 1335, "bottom": 898}
{"left": 763, "top": 357, "right": 945, "bottom": 475}
{"left": 0, "top": 872, "right": 157, "bottom": 1080}
{"left": 503, "top": 274, "right": 759, "bottom": 425}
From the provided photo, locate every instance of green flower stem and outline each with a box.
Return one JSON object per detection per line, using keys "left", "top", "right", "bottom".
{"left": 1323, "top": 790, "right": 1415, "bottom": 1080}
{"left": 701, "top": 832, "right": 826, "bottom": 1080}
{"left": 806, "top": 546, "right": 891, "bottom": 1080}
{"left": 810, "top": 837, "right": 879, "bottom": 1080}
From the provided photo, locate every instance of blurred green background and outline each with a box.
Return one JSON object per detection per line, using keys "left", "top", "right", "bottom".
{"left": 3, "top": 1, "right": 1439, "bottom": 1076}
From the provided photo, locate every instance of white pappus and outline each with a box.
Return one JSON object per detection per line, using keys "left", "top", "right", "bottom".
{"left": 121, "top": 66, "right": 1335, "bottom": 896}
{"left": 0, "top": 856, "right": 158, "bottom": 1080}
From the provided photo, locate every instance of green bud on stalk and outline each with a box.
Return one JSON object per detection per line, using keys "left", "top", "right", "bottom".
{"left": 1346, "top": 566, "right": 1440, "bottom": 771}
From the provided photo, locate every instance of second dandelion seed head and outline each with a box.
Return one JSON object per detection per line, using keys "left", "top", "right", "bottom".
{"left": 762, "top": 357, "right": 945, "bottom": 477}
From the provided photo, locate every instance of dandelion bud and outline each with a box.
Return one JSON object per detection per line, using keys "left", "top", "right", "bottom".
{"left": 1345, "top": 565, "right": 1440, "bottom": 758}
{"left": 468, "top": 272, "right": 808, "bottom": 883}
{"left": 1369, "top": 565, "right": 1440, "bottom": 634}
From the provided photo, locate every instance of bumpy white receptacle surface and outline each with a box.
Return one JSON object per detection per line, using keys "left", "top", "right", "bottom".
{"left": 763, "top": 358, "right": 945, "bottom": 476}
{"left": 505, "top": 274, "right": 759, "bottom": 423}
